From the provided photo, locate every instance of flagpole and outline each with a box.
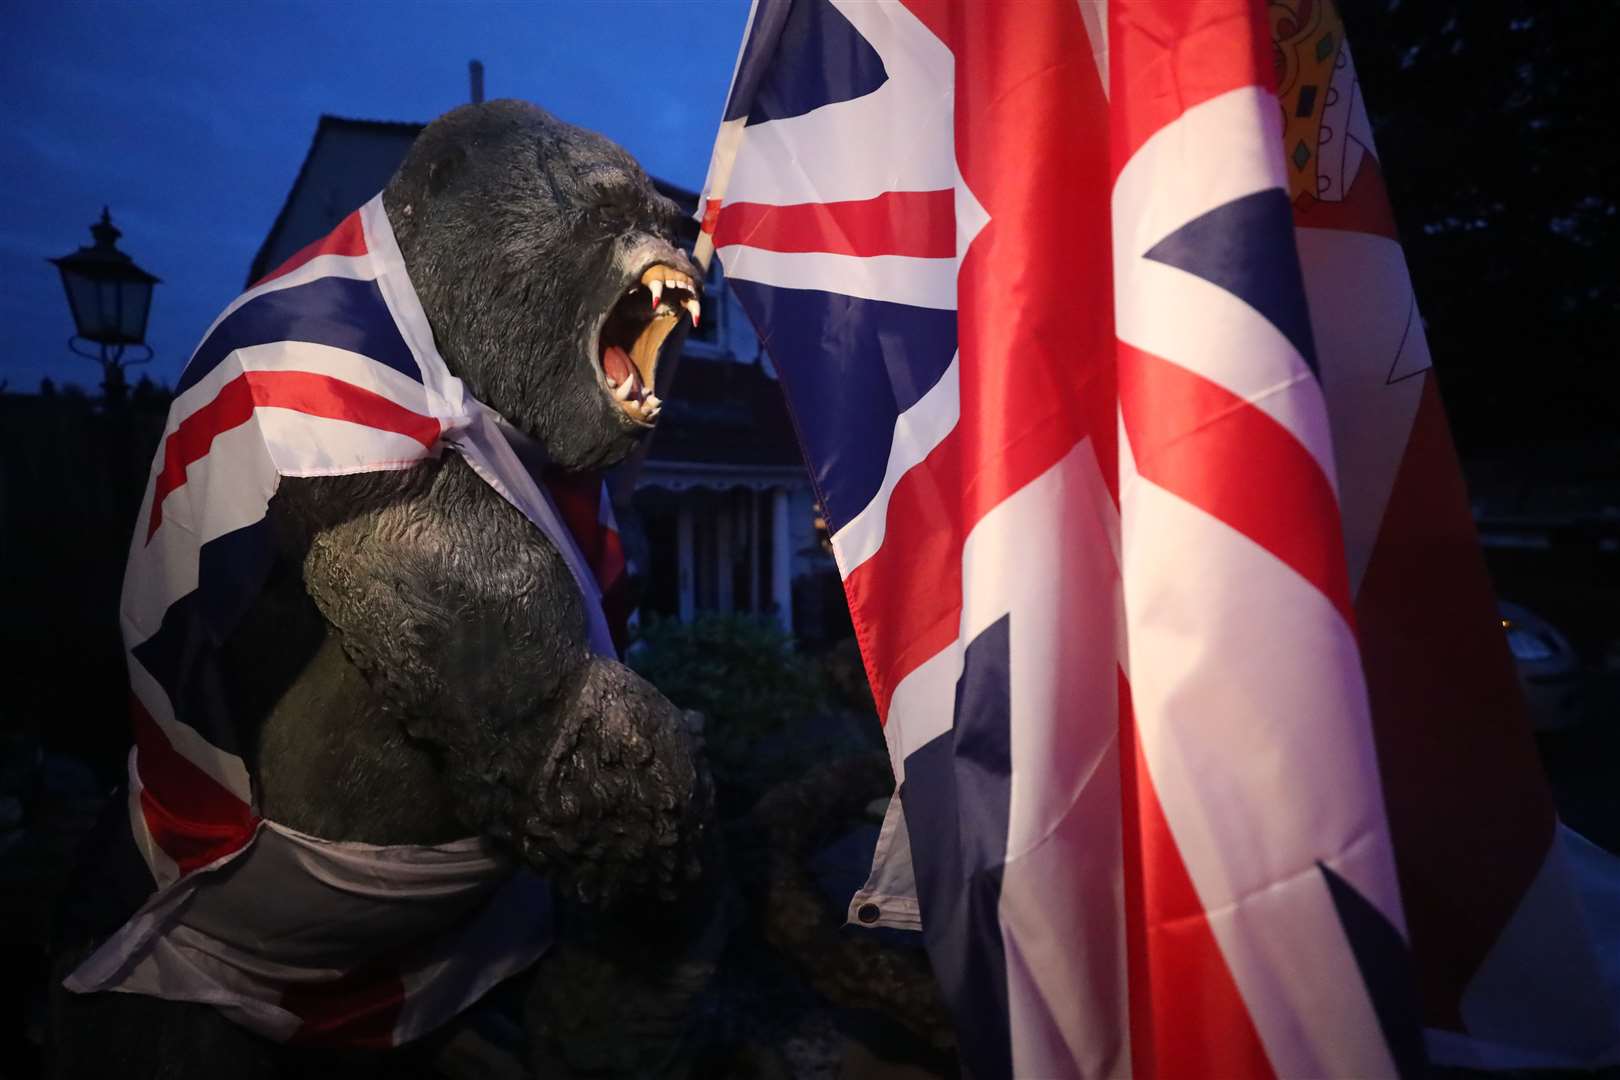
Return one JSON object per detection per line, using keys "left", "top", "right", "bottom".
{"left": 693, "top": 0, "right": 771, "bottom": 272}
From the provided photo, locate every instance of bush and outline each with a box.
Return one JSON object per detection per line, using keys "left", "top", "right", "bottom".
{"left": 628, "top": 613, "right": 828, "bottom": 737}
{"left": 627, "top": 614, "right": 834, "bottom": 814}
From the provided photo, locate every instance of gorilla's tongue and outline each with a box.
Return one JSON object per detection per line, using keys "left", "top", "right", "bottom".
{"left": 603, "top": 345, "right": 642, "bottom": 398}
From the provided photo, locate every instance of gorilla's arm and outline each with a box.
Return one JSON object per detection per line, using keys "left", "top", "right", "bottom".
{"left": 257, "top": 454, "right": 708, "bottom": 902}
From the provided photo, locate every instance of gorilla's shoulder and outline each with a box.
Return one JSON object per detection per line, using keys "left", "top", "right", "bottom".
{"left": 269, "top": 454, "right": 588, "bottom": 703}
{"left": 273, "top": 453, "right": 575, "bottom": 600}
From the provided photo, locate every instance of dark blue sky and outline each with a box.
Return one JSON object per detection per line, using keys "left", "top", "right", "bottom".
{"left": 1, "top": 1, "right": 749, "bottom": 394}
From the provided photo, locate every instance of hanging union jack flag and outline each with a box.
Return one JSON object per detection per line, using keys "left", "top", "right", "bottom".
{"left": 698, "top": 0, "right": 1620, "bottom": 1075}
{"left": 65, "top": 194, "right": 626, "bottom": 1047}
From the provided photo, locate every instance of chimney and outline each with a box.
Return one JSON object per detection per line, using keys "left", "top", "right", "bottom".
{"left": 469, "top": 60, "right": 485, "bottom": 104}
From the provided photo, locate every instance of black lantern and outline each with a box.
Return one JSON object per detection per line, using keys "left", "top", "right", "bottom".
{"left": 50, "top": 207, "right": 160, "bottom": 395}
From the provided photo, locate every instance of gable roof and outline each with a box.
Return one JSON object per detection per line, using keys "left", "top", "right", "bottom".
{"left": 247, "top": 116, "right": 423, "bottom": 287}
{"left": 652, "top": 355, "right": 804, "bottom": 468}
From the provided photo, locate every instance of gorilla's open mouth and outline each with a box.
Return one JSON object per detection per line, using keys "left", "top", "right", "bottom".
{"left": 597, "top": 264, "right": 700, "bottom": 426}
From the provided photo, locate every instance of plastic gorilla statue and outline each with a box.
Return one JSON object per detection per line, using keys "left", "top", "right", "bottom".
{"left": 52, "top": 101, "right": 717, "bottom": 1078}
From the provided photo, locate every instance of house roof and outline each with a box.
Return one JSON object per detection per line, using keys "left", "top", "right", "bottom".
{"left": 247, "top": 116, "right": 423, "bottom": 287}
{"left": 650, "top": 354, "right": 804, "bottom": 468}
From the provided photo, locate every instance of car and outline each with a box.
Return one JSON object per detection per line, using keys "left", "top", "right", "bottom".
{"left": 1500, "top": 600, "right": 1584, "bottom": 732}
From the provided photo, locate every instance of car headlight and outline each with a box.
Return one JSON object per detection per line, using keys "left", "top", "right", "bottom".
{"left": 1506, "top": 626, "right": 1557, "bottom": 662}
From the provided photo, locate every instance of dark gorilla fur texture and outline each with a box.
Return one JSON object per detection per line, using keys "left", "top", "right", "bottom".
{"left": 51, "top": 101, "right": 716, "bottom": 1078}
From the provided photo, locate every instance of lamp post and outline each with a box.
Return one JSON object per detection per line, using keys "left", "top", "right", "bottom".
{"left": 49, "top": 207, "right": 160, "bottom": 403}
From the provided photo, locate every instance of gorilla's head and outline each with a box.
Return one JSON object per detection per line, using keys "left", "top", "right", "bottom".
{"left": 384, "top": 100, "right": 700, "bottom": 470}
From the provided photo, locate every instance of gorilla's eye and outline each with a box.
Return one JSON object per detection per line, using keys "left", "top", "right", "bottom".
{"left": 578, "top": 167, "right": 645, "bottom": 218}
{"left": 589, "top": 187, "right": 641, "bottom": 220}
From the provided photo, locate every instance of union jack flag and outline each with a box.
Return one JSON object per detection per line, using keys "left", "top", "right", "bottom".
{"left": 699, "top": 0, "right": 1620, "bottom": 1075}
{"left": 65, "top": 194, "right": 625, "bottom": 1047}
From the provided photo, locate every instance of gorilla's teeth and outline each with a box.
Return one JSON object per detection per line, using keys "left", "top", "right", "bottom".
{"left": 614, "top": 379, "right": 635, "bottom": 401}
{"left": 683, "top": 298, "right": 700, "bottom": 327}
{"left": 648, "top": 280, "right": 664, "bottom": 310}
{"left": 645, "top": 394, "right": 661, "bottom": 409}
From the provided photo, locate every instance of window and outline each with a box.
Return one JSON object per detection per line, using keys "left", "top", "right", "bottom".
{"left": 683, "top": 259, "right": 728, "bottom": 358}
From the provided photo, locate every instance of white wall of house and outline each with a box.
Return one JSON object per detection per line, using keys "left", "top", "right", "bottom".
{"left": 638, "top": 463, "right": 812, "bottom": 633}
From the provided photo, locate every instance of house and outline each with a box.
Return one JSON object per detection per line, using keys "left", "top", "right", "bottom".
{"left": 249, "top": 115, "right": 839, "bottom": 640}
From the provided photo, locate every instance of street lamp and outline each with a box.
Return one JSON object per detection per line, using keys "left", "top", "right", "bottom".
{"left": 49, "top": 206, "right": 160, "bottom": 400}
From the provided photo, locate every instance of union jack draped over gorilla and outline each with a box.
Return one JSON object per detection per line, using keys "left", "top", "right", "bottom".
{"left": 68, "top": 196, "right": 626, "bottom": 1047}
{"left": 698, "top": 1, "right": 1620, "bottom": 1075}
